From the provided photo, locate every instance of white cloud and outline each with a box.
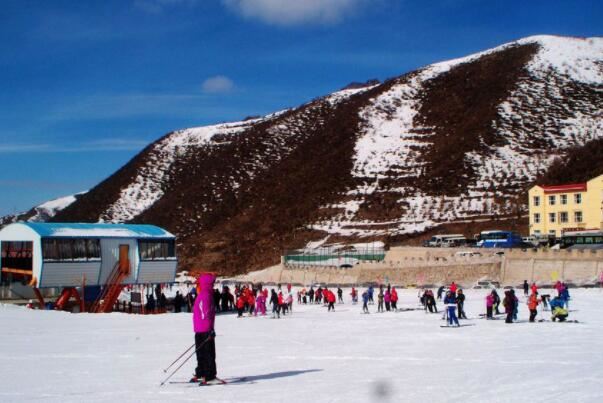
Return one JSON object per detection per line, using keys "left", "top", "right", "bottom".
{"left": 0, "top": 139, "right": 149, "bottom": 153}
{"left": 222, "top": 0, "right": 364, "bottom": 26}
{"left": 201, "top": 75, "right": 235, "bottom": 93}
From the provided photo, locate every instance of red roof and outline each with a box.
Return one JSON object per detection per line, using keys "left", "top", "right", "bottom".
{"left": 541, "top": 183, "right": 587, "bottom": 194}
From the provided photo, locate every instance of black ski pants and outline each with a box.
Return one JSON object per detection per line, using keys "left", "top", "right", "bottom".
{"left": 195, "top": 332, "right": 216, "bottom": 380}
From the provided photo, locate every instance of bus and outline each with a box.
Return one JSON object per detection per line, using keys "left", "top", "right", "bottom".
{"left": 560, "top": 230, "right": 603, "bottom": 250}
{"left": 476, "top": 230, "right": 526, "bottom": 248}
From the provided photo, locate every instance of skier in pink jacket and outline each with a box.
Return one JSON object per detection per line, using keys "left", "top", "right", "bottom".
{"left": 191, "top": 273, "right": 218, "bottom": 384}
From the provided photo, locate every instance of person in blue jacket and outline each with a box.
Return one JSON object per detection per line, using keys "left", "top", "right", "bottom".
{"left": 362, "top": 291, "right": 370, "bottom": 314}
{"left": 550, "top": 295, "right": 569, "bottom": 321}
{"left": 367, "top": 286, "right": 374, "bottom": 304}
{"left": 561, "top": 286, "right": 570, "bottom": 309}
{"left": 444, "top": 291, "right": 460, "bottom": 326}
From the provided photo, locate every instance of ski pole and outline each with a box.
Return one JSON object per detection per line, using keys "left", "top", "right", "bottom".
{"left": 163, "top": 343, "right": 196, "bottom": 373}
{"left": 160, "top": 336, "right": 212, "bottom": 386}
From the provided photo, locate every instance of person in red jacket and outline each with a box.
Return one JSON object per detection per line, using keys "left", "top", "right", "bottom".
{"left": 527, "top": 292, "right": 540, "bottom": 322}
{"left": 277, "top": 291, "right": 285, "bottom": 315}
{"left": 450, "top": 282, "right": 457, "bottom": 294}
{"left": 236, "top": 295, "right": 245, "bottom": 318}
{"left": 327, "top": 289, "right": 336, "bottom": 312}
{"left": 531, "top": 282, "right": 538, "bottom": 295}
{"left": 390, "top": 287, "right": 399, "bottom": 311}
{"left": 247, "top": 293, "right": 256, "bottom": 316}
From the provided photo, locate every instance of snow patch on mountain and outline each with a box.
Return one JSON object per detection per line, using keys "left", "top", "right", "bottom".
{"left": 101, "top": 120, "right": 262, "bottom": 223}
{"left": 312, "top": 35, "right": 603, "bottom": 238}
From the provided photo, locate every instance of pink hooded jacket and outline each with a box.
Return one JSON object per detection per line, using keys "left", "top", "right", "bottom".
{"left": 193, "top": 273, "right": 216, "bottom": 333}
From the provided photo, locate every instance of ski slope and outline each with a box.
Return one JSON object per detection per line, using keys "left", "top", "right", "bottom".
{"left": 0, "top": 288, "right": 602, "bottom": 402}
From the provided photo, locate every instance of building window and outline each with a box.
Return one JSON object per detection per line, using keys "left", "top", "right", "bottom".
{"left": 574, "top": 211, "right": 583, "bottom": 223}
{"left": 533, "top": 196, "right": 540, "bottom": 206}
{"left": 574, "top": 193, "right": 582, "bottom": 204}
{"left": 549, "top": 213, "right": 556, "bottom": 223}
{"left": 559, "top": 212, "right": 568, "bottom": 223}
{"left": 533, "top": 213, "right": 540, "bottom": 224}
{"left": 548, "top": 195, "right": 556, "bottom": 205}
{"left": 42, "top": 238, "right": 101, "bottom": 262}
{"left": 549, "top": 230, "right": 556, "bottom": 236}
{"left": 560, "top": 194, "right": 567, "bottom": 205}
{"left": 139, "top": 240, "right": 176, "bottom": 261}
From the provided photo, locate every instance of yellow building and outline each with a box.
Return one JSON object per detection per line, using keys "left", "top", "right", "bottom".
{"left": 528, "top": 174, "right": 603, "bottom": 237}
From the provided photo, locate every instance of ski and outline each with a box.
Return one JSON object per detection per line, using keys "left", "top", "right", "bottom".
{"left": 440, "top": 324, "right": 476, "bottom": 328}
{"left": 199, "top": 378, "right": 227, "bottom": 386}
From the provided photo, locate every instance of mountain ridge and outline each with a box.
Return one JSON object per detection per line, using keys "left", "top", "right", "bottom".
{"left": 19, "top": 34, "right": 603, "bottom": 274}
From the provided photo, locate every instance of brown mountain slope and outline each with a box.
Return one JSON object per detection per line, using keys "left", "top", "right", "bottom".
{"left": 49, "top": 36, "right": 603, "bottom": 275}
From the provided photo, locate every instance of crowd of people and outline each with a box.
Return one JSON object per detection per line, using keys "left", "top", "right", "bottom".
{"left": 169, "top": 278, "right": 573, "bottom": 326}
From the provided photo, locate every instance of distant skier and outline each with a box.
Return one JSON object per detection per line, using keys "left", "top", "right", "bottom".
{"left": 173, "top": 291, "right": 185, "bottom": 313}
{"left": 191, "top": 273, "right": 218, "bottom": 384}
{"left": 523, "top": 280, "right": 529, "bottom": 296}
{"left": 327, "top": 289, "right": 336, "bottom": 312}
{"left": 377, "top": 288, "right": 384, "bottom": 313}
{"left": 368, "top": 286, "right": 375, "bottom": 304}
{"left": 350, "top": 287, "right": 358, "bottom": 304}
{"left": 362, "top": 291, "right": 369, "bottom": 313}
{"left": 491, "top": 289, "right": 501, "bottom": 315}
{"left": 384, "top": 289, "right": 391, "bottom": 312}
{"left": 236, "top": 294, "right": 245, "bottom": 318}
{"left": 485, "top": 292, "right": 494, "bottom": 319}
{"left": 530, "top": 282, "right": 538, "bottom": 295}
{"left": 550, "top": 295, "right": 569, "bottom": 322}
{"left": 337, "top": 287, "right": 343, "bottom": 304}
{"left": 425, "top": 290, "right": 437, "bottom": 313}
{"left": 391, "top": 287, "right": 398, "bottom": 311}
{"left": 511, "top": 289, "right": 519, "bottom": 321}
{"left": 449, "top": 282, "right": 458, "bottom": 294}
{"left": 270, "top": 289, "right": 280, "bottom": 318}
{"left": 437, "top": 286, "right": 445, "bottom": 300}
{"left": 503, "top": 290, "right": 514, "bottom": 324}
{"left": 561, "top": 285, "right": 570, "bottom": 309}
{"left": 527, "top": 292, "right": 540, "bottom": 322}
{"left": 444, "top": 290, "right": 460, "bottom": 326}
{"left": 308, "top": 287, "right": 315, "bottom": 304}
{"left": 456, "top": 289, "right": 467, "bottom": 319}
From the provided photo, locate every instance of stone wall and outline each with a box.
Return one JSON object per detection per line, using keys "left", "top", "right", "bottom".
{"left": 501, "top": 249, "right": 603, "bottom": 286}
{"left": 232, "top": 248, "right": 603, "bottom": 288}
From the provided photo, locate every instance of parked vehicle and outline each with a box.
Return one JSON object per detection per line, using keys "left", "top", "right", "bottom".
{"left": 476, "top": 230, "right": 527, "bottom": 248}
{"left": 425, "top": 234, "right": 465, "bottom": 247}
{"left": 560, "top": 230, "right": 603, "bottom": 250}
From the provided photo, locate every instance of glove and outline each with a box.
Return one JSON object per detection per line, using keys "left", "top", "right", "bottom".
{"left": 210, "top": 330, "right": 216, "bottom": 338}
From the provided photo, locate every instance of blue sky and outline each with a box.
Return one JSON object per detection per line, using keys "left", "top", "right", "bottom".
{"left": 1, "top": 0, "right": 602, "bottom": 216}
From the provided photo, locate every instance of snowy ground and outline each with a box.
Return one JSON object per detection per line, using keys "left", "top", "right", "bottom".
{"left": 1, "top": 288, "right": 602, "bottom": 403}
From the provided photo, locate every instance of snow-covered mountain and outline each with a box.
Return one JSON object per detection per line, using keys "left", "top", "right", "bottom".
{"left": 0, "top": 193, "right": 84, "bottom": 227}
{"left": 48, "top": 35, "right": 603, "bottom": 274}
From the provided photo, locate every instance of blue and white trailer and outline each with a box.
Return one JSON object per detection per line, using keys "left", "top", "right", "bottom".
{"left": 0, "top": 222, "right": 177, "bottom": 289}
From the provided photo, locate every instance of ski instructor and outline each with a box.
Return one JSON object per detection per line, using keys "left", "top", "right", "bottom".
{"left": 191, "top": 272, "right": 218, "bottom": 384}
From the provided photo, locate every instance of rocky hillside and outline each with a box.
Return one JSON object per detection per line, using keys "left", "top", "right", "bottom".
{"left": 48, "top": 35, "right": 603, "bottom": 275}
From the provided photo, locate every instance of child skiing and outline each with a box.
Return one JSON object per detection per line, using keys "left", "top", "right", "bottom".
{"left": 527, "top": 292, "right": 540, "bottom": 322}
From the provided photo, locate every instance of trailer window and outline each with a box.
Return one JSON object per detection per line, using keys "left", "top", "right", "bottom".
{"left": 42, "top": 239, "right": 101, "bottom": 262}
{"left": 139, "top": 240, "right": 176, "bottom": 261}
